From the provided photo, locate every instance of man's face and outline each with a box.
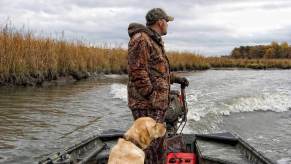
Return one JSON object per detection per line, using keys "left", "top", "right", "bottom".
{"left": 158, "top": 19, "right": 168, "bottom": 36}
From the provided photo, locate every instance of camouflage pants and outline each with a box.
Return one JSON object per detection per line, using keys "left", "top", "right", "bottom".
{"left": 131, "top": 109, "right": 166, "bottom": 164}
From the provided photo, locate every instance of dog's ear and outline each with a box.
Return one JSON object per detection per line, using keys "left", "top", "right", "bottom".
{"left": 139, "top": 129, "right": 151, "bottom": 148}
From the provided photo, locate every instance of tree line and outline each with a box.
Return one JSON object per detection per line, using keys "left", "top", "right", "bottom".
{"left": 230, "top": 41, "right": 291, "bottom": 59}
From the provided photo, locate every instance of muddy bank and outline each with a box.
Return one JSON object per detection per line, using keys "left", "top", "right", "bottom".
{"left": 1, "top": 66, "right": 291, "bottom": 87}
{"left": 0, "top": 71, "right": 106, "bottom": 87}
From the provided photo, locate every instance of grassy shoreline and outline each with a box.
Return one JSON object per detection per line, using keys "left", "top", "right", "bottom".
{"left": 1, "top": 26, "right": 291, "bottom": 86}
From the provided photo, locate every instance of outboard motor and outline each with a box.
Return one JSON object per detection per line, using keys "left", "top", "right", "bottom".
{"left": 165, "top": 85, "right": 188, "bottom": 136}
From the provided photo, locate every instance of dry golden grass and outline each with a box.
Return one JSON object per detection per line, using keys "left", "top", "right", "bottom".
{"left": 167, "top": 51, "right": 210, "bottom": 70}
{"left": 1, "top": 25, "right": 291, "bottom": 86}
{"left": 0, "top": 25, "right": 128, "bottom": 85}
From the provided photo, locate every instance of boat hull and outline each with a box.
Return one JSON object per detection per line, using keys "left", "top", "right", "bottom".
{"left": 38, "top": 130, "right": 274, "bottom": 164}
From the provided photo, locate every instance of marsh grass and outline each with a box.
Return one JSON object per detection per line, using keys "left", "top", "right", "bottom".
{"left": 0, "top": 25, "right": 128, "bottom": 85}
{"left": 1, "top": 25, "right": 291, "bottom": 86}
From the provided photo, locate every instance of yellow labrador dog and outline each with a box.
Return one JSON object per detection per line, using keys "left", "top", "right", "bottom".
{"left": 108, "top": 117, "right": 166, "bottom": 164}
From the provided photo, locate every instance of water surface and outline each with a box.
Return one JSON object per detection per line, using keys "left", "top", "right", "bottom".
{"left": 0, "top": 70, "right": 290, "bottom": 163}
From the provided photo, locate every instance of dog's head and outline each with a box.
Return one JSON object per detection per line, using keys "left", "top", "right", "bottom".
{"left": 124, "top": 117, "right": 166, "bottom": 149}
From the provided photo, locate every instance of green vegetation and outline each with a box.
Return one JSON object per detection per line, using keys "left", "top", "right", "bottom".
{"left": 207, "top": 57, "right": 291, "bottom": 69}
{"left": 1, "top": 25, "right": 291, "bottom": 86}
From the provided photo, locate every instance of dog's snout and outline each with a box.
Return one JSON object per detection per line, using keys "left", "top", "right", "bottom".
{"left": 155, "top": 123, "right": 166, "bottom": 136}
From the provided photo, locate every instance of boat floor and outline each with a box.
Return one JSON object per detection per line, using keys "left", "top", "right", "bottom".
{"left": 191, "top": 132, "right": 273, "bottom": 164}
{"left": 196, "top": 139, "right": 250, "bottom": 163}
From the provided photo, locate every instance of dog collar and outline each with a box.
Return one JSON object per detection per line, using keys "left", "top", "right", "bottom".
{"left": 123, "top": 135, "right": 144, "bottom": 150}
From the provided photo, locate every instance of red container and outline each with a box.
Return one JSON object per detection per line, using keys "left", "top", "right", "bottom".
{"left": 166, "top": 153, "right": 196, "bottom": 164}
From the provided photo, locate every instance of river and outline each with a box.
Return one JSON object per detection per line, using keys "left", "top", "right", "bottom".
{"left": 0, "top": 70, "right": 290, "bottom": 164}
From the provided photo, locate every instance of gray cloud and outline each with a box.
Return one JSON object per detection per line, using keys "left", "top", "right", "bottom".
{"left": 0, "top": 0, "right": 291, "bottom": 56}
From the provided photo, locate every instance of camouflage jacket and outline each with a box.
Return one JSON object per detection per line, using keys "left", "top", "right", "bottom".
{"left": 127, "top": 23, "right": 178, "bottom": 111}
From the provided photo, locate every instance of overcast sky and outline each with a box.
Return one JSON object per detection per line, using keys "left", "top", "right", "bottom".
{"left": 1, "top": 0, "right": 291, "bottom": 56}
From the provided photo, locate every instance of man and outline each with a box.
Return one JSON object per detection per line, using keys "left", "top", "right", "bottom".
{"left": 127, "top": 8, "right": 189, "bottom": 164}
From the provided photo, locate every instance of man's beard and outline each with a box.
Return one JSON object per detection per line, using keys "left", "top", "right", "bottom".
{"left": 161, "top": 30, "right": 167, "bottom": 36}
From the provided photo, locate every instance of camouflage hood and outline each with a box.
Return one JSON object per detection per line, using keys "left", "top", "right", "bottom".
{"left": 128, "top": 23, "right": 150, "bottom": 38}
{"left": 128, "top": 23, "right": 163, "bottom": 46}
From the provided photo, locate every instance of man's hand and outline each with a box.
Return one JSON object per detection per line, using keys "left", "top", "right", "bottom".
{"left": 176, "top": 77, "right": 189, "bottom": 87}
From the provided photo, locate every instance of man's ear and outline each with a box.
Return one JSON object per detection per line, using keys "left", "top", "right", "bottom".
{"left": 157, "top": 19, "right": 163, "bottom": 28}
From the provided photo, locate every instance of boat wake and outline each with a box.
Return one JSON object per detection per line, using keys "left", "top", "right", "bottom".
{"left": 110, "top": 83, "right": 291, "bottom": 122}
{"left": 187, "top": 91, "right": 291, "bottom": 122}
{"left": 220, "top": 93, "right": 291, "bottom": 114}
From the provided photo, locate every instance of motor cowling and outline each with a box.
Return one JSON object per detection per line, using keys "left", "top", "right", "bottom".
{"left": 165, "top": 90, "right": 185, "bottom": 133}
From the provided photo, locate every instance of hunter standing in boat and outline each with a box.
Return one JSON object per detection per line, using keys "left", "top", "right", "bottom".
{"left": 127, "top": 8, "right": 189, "bottom": 164}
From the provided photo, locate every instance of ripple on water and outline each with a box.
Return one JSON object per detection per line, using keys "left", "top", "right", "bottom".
{"left": 0, "top": 142, "right": 16, "bottom": 149}
{"left": 277, "top": 158, "right": 291, "bottom": 164}
{"left": 0, "top": 156, "right": 6, "bottom": 162}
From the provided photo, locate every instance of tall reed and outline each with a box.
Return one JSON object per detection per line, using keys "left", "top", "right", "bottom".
{"left": 0, "top": 26, "right": 129, "bottom": 85}
{"left": 1, "top": 25, "right": 291, "bottom": 86}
